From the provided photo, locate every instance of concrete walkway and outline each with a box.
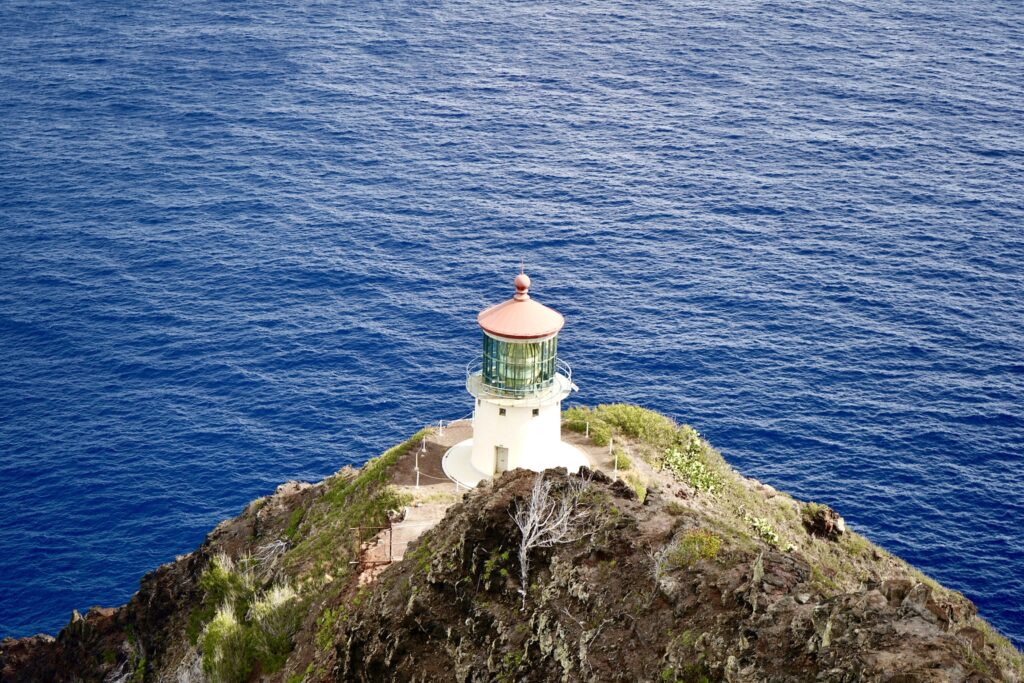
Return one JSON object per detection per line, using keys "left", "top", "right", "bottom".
{"left": 357, "top": 503, "right": 449, "bottom": 585}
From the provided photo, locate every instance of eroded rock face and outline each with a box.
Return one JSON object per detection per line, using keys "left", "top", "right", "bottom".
{"left": 2, "top": 439, "right": 1020, "bottom": 683}
{"left": 330, "top": 470, "right": 1011, "bottom": 683}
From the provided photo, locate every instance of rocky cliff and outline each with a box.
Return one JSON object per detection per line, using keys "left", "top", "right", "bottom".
{"left": 2, "top": 406, "right": 1021, "bottom": 682}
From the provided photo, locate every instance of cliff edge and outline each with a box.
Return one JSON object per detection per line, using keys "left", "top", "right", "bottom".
{"left": 2, "top": 405, "right": 1021, "bottom": 682}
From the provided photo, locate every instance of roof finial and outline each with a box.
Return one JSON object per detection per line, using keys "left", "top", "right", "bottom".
{"left": 514, "top": 271, "right": 531, "bottom": 301}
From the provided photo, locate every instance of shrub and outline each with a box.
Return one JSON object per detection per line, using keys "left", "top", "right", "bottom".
{"left": 663, "top": 428, "right": 721, "bottom": 494}
{"left": 188, "top": 554, "right": 254, "bottom": 643}
{"left": 193, "top": 553, "right": 305, "bottom": 679}
{"left": 624, "top": 473, "right": 647, "bottom": 503}
{"left": 612, "top": 447, "right": 632, "bottom": 471}
{"left": 316, "top": 606, "right": 342, "bottom": 652}
{"left": 248, "top": 583, "right": 305, "bottom": 672}
{"left": 561, "top": 406, "right": 592, "bottom": 434}
{"left": 481, "top": 547, "right": 511, "bottom": 587}
{"left": 668, "top": 530, "right": 722, "bottom": 568}
{"left": 664, "top": 501, "right": 687, "bottom": 517}
{"left": 200, "top": 604, "right": 256, "bottom": 683}
{"left": 563, "top": 404, "right": 675, "bottom": 448}
{"left": 201, "top": 554, "right": 254, "bottom": 616}
{"left": 746, "top": 515, "right": 794, "bottom": 551}
{"left": 596, "top": 404, "right": 678, "bottom": 448}
{"left": 284, "top": 508, "right": 304, "bottom": 540}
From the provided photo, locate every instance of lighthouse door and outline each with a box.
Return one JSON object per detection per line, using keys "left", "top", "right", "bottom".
{"left": 495, "top": 446, "right": 509, "bottom": 474}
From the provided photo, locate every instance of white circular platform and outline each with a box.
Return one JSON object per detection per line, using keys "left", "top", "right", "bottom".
{"left": 441, "top": 437, "right": 593, "bottom": 489}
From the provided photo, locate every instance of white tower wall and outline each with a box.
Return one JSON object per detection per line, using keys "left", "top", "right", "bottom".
{"left": 469, "top": 399, "right": 564, "bottom": 476}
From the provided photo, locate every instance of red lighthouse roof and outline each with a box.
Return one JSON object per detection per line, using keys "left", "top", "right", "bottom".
{"left": 477, "top": 273, "right": 565, "bottom": 340}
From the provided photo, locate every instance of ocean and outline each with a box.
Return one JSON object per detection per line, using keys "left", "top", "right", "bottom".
{"left": 1, "top": 0, "right": 1022, "bottom": 646}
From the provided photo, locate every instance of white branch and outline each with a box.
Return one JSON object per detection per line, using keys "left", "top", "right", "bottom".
{"left": 510, "top": 472, "right": 592, "bottom": 607}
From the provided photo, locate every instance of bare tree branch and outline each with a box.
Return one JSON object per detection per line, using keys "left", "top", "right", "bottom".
{"left": 510, "top": 472, "right": 592, "bottom": 607}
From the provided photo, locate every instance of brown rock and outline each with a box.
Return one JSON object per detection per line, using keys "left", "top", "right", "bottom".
{"left": 801, "top": 503, "right": 845, "bottom": 540}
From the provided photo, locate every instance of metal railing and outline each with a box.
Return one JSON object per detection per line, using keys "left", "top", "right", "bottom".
{"left": 465, "top": 356, "right": 572, "bottom": 398}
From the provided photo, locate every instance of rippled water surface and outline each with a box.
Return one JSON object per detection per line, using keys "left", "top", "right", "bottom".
{"left": 1, "top": 0, "right": 1022, "bottom": 645}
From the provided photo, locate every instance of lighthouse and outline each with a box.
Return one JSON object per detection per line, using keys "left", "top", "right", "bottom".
{"left": 442, "top": 273, "right": 591, "bottom": 487}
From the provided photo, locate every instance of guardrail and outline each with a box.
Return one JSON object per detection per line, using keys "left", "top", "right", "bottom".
{"left": 465, "top": 356, "right": 572, "bottom": 398}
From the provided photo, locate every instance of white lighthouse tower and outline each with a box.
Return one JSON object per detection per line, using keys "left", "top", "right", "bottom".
{"left": 442, "top": 273, "right": 591, "bottom": 487}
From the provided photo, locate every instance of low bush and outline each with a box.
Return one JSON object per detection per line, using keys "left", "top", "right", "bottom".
{"left": 663, "top": 428, "right": 721, "bottom": 494}
{"left": 624, "top": 473, "right": 647, "bottom": 503}
{"left": 188, "top": 554, "right": 254, "bottom": 644}
{"left": 595, "top": 404, "right": 678, "bottom": 449}
{"left": 612, "top": 447, "right": 632, "bottom": 471}
{"left": 746, "top": 515, "right": 794, "bottom": 552}
{"left": 664, "top": 501, "right": 687, "bottom": 516}
{"left": 668, "top": 529, "right": 722, "bottom": 568}
{"left": 248, "top": 583, "right": 305, "bottom": 672}
{"left": 194, "top": 556, "right": 305, "bottom": 682}
{"left": 563, "top": 404, "right": 675, "bottom": 448}
{"left": 200, "top": 605, "right": 255, "bottom": 683}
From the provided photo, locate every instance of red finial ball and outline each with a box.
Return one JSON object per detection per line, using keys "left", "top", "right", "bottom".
{"left": 515, "top": 272, "right": 531, "bottom": 292}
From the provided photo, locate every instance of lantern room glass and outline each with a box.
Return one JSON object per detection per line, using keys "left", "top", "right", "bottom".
{"left": 482, "top": 334, "right": 558, "bottom": 394}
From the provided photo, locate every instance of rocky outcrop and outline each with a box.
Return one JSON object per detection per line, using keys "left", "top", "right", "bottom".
{"left": 801, "top": 503, "right": 846, "bottom": 541}
{"left": 2, "top": 413, "right": 1022, "bottom": 682}
{"left": 328, "top": 469, "right": 1013, "bottom": 682}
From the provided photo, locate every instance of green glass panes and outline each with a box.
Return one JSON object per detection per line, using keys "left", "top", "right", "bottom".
{"left": 482, "top": 335, "right": 558, "bottom": 395}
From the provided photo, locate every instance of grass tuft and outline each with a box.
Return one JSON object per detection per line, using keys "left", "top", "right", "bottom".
{"left": 624, "top": 472, "right": 647, "bottom": 503}
{"left": 668, "top": 529, "right": 722, "bottom": 568}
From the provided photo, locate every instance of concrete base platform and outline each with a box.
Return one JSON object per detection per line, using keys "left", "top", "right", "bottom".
{"left": 441, "top": 438, "right": 593, "bottom": 489}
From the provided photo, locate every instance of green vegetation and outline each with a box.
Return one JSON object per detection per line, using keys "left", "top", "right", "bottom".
{"left": 287, "top": 664, "right": 314, "bottom": 683}
{"left": 247, "top": 584, "right": 305, "bottom": 672}
{"left": 746, "top": 515, "right": 793, "bottom": 552}
{"left": 664, "top": 500, "right": 687, "bottom": 516}
{"left": 284, "top": 508, "right": 304, "bottom": 540}
{"left": 810, "top": 565, "right": 839, "bottom": 593}
{"left": 315, "top": 606, "right": 342, "bottom": 652}
{"left": 187, "top": 554, "right": 255, "bottom": 644}
{"left": 668, "top": 529, "right": 722, "bottom": 568}
{"left": 191, "top": 555, "right": 306, "bottom": 683}
{"left": 624, "top": 472, "right": 647, "bottom": 503}
{"left": 800, "top": 501, "right": 828, "bottom": 525}
{"left": 200, "top": 605, "right": 255, "bottom": 683}
{"left": 481, "top": 547, "right": 511, "bottom": 587}
{"left": 409, "top": 537, "right": 434, "bottom": 574}
{"left": 283, "top": 429, "right": 427, "bottom": 577}
{"left": 496, "top": 648, "right": 526, "bottom": 683}
{"left": 564, "top": 404, "right": 676, "bottom": 449}
{"left": 612, "top": 447, "right": 632, "bottom": 471}
{"left": 564, "top": 405, "right": 722, "bottom": 494}
{"left": 976, "top": 617, "right": 1024, "bottom": 679}
{"left": 408, "top": 490, "right": 461, "bottom": 505}
{"left": 121, "top": 626, "right": 146, "bottom": 682}
{"left": 663, "top": 427, "right": 721, "bottom": 494}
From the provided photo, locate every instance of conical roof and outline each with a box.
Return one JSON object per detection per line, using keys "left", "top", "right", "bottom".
{"left": 477, "top": 273, "right": 564, "bottom": 340}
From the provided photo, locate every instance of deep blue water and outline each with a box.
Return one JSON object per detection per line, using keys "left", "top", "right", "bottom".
{"left": 1, "top": 0, "right": 1022, "bottom": 647}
